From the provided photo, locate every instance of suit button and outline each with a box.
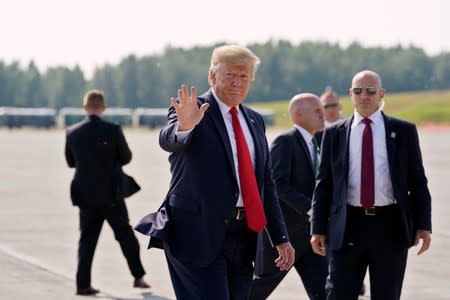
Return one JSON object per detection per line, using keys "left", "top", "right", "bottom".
{"left": 224, "top": 218, "right": 229, "bottom": 224}
{"left": 234, "top": 192, "right": 239, "bottom": 198}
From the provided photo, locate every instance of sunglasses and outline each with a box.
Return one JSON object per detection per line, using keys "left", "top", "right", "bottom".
{"left": 351, "top": 87, "right": 377, "bottom": 95}
{"left": 323, "top": 103, "right": 339, "bottom": 109}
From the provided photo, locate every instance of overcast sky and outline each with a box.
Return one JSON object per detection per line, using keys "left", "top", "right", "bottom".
{"left": 1, "top": 0, "right": 448, "bottom": 78}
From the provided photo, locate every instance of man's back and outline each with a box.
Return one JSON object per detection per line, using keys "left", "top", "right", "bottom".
{"left": 65, "top": 115, "right": 131, "bottom": 207}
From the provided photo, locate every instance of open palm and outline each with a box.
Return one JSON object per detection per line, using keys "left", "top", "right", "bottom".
{"left": 171, "top": 85, "right": 209, "bottom": 131}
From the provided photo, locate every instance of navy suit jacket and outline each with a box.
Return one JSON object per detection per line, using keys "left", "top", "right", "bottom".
{"left": 254, "top": 128, "right": 316, "bottom": 275}
{"left": 311, "top": 113, "right": 432, "bottom": 250}
{"left": 153, "top": 90, "right": 289, "bottom": 267}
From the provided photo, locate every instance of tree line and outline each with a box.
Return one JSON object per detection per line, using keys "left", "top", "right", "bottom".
{"left": 1, "top": 40, "right": 450, "bottom": 108}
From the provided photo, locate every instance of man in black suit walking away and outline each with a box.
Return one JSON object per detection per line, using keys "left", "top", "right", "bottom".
{"left": 250, "top": 93, "right": 328, "bottom": 299}
{"left": 65, "top": 90, "right": 149, "bottom": 295}
{"left": 311, "top": 70, "right": 432, "bottom": 300}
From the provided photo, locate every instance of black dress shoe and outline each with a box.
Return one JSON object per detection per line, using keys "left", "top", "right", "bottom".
{"left": 76, "top": 287, "right": 100, "bottom": 295}
{"left": 133, "top": 277, "right": 151, "bottom": 288}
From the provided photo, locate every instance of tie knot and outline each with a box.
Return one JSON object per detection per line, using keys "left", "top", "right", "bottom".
{"left": 362, "top": 118, "right": 372, "bottom": 126}
{"left": 229, "top": 107, "right": 238, "bottom": 116}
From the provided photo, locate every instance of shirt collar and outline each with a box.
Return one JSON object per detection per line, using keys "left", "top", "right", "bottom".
{"left": 352, "top": 109, "right": 383, "bottom": 126}
{"left": 325, "top": 119, "right": 341, "bottom": 127}
{"left": 294, "top": 124, "right": 314, "bottom": 144}
{"left": 211, "top": 88, "right": 237, "bottom": 117}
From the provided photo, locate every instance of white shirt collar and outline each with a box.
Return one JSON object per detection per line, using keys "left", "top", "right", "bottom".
{"left": 352, "top": 109, "right": 383, "bottom": 126}
{"left": 325, "top": 119, "right": 342, "bottom": 128}
{"left": 293, "top": 124, "right": 314, "bottom": 144}
{"left": 211, "top": 88, "right": 237, "bottom": 117}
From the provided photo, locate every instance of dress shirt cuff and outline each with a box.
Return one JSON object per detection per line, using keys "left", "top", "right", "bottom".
{"left": 306, "top": 208, "right": 312, "bottom": 222}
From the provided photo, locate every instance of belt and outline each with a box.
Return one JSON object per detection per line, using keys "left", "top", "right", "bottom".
{"left": 231, "top": 207, "right": 246, "bottom": 220}
{"left": 347, "top": 204, "right": 398, "bottom": 216}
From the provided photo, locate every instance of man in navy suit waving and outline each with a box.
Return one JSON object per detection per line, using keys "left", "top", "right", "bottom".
{"left": 311, "top": 70, "right": 432, "bottom": 300}
{"left": 157, "top": 45, "right": 295, "bottom": 300}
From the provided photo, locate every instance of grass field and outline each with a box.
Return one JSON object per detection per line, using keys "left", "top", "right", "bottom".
{"left": 250, "top": 89, "right": 450, "bottom": 128}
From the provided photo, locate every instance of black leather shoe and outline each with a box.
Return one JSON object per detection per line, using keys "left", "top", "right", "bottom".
{"left": 76, "top": 287, "right": 100, "bottom": 295}
{"left": 133, "top": 277, "right": 151, "bottom": 288}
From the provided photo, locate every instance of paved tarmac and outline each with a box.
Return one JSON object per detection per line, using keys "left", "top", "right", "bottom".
{"left": 0, "top": 128, "right": 449, "bottom": 299}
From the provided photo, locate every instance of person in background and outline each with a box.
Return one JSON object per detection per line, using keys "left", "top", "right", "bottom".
{"left": 320, "top": 88, "right": 342, "bottom": 127}
{"left": 65, "top": 90, "right": 150, "bottom": 295}
{"left": 311, "top": 70, "right": 432, "bottom": 300}
{"left": 250, "top": 93, "right": 328, "bottom": 300}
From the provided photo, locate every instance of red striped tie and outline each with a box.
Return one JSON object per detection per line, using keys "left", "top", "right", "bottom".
{"left": 229, "top": 107, "right": 267, "bottom": 232}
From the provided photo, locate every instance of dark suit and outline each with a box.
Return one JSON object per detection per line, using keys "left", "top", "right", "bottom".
{"left": 157, "top": 90, "right": 289, "bottom": 299}
{"left": 65, "top": 115, "right": 145, "bottom": 289}
{"left": 250, "top": 128, "right": 327, "bottom": 299}
{"left": 311, "top": 112, "right": 432, "bottom": 299}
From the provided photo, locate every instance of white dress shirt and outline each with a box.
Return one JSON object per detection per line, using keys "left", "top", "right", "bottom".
{"left": 212, "top": 89, "right": 255, "bottom": 207}
{"left": 175, "top": 89, "right": 256, "bottom": 207}
{"left": 347, "top": 109, "right": 395, "bottom": 207}
{"left": 294, "top": 124, "right": 316, "bottom": 163}
{"left": 324, "top": 119, "right": 342, "bottom": 128}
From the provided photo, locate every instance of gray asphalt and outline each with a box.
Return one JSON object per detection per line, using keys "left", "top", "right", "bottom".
{"left": 0, "top": 128, "right": 449, "bottom": 299}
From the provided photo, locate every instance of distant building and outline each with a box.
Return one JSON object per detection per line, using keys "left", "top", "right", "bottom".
{"left": 0, "top": 107, "right": 56, "bottom": 128}
{"left": 134, "top": 108, "right": 168, "bottom": 128}
{"left": 58, "top": 107, "right": 133, "bottom": 127}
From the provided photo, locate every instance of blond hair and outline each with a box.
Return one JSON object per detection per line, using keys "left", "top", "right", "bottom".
{"left": 208, "top": 45, "right": 260, "bottom": 85}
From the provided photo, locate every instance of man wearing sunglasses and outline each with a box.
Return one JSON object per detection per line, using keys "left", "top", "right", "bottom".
{"left": 319, "top": 88, "right": 370, "bottom": 296}
{"left": 310, "top": 70, "right": 432, "bottom": 300}
{"left": 320, "top": 89, "right": 342, "bottom": 128}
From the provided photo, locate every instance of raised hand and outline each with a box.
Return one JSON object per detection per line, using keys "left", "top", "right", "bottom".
{"left": 171, "top": 85, "right": 209, "bottom": 131}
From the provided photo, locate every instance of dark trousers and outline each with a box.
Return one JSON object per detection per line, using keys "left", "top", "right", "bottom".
{"left": 250, "top": 222, "right": 328, "bottom": 300}
{"left": 326, "top": 205, "right": 408, "bottom": 300}
{"left": 165, "top": 218, "right": 256, "bottom": 300}
{"left": 76, "top": 199, "right": 145, "bottom": 289}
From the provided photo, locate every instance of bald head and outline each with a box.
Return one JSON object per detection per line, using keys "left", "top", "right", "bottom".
{"left": 352, "top": 70, "right": 383, "bottom": 88}
{"left": 350, "top": 70, "right": 385, "bottom": 117}
{"left": 288, "top": 93, "right": 324, "bottom": 134}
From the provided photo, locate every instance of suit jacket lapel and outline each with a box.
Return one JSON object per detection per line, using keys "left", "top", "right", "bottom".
{"left": 342, "top": 117, "right": 353, "bottom": 187}
{"left": 293, "top": 129, "right": 315, "bottom": 173}
{"left": 203, "top": 91, "right": 237, "bottom": 182}
{"left": 382, "top": 112, "right": 397, "bottom": 187}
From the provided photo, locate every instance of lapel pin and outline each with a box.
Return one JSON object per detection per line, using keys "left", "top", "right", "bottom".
{"left": 250, "top": 118, "right": 255, "bottom": 123}
{"left": 391, "top": 132, "right": 396, "bottom": 139}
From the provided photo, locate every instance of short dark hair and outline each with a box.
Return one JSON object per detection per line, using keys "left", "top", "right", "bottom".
{"left": 83, "top": 90, "right": 105, "bottom": 110}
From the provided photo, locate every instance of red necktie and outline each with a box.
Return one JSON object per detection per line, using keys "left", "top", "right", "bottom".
{"left": 360, "top": 118, "right": 374, "bottom": 208}
{"left": 229, "top": 107, "right": 267, "bottom": 232}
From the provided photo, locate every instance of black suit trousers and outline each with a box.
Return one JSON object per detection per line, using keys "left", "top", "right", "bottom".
{"left": 76, "top": 199, "right": 145, "bottom": 288}
{"left": 326, "top": 205, "right": 408, "bottom": 300}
